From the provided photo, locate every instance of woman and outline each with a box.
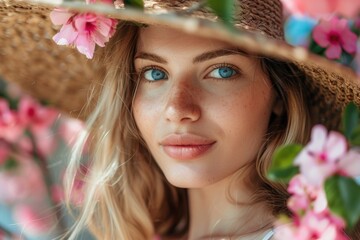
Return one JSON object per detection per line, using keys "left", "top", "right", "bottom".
{"left": 71, "top": 24, "right": 312, "bottom": 240}
{"left": 0, "top": 0, "right": 359, "bottom": 239}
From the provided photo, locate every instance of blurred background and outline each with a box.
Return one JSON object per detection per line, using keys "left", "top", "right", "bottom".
{"left": 0, "top": 79, "right": 94, "bottom": 239}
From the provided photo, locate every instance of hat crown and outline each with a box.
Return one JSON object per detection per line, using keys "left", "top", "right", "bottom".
{"left": 144, "top": 0, "right": 284, "bottom": 39}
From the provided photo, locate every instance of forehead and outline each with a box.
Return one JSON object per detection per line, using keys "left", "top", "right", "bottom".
{"left": 136, "top": 26, "right": 236, "bottom": 53}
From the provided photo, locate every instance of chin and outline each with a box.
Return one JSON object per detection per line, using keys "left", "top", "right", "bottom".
{"left": 163, "top": 170, "right": 226, "bottom": 189}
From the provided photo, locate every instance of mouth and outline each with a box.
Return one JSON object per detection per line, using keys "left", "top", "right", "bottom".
{"left": 160, "top": 134, "right": 216, "bottom": 160}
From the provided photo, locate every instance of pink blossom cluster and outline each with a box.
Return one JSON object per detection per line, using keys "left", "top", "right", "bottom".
{"left": 274, "top": 125, "right": 360, "bottom": 239}
{"left": 275, "top": 174, "right": 348, "bottom": 240}
{"left": 0, "top": 85, "right": 89, "bottom": 237}
{"left": 281, "top": 0, "right": 360, "bottom": 19}
{"left": 0, "top": 96, "right": 58, "bottom": 163}
{"left": 0, "top": 92, "right": 60, "bottom": 237}
{"left": 50, "top": 0, "right": 118, "bottom": 59}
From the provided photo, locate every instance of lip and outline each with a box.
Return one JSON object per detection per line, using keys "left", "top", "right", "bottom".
{"left": 160, "top": 134, "right": 216, "bottom": 160}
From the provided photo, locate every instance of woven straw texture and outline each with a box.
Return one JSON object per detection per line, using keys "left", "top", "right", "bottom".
{"left": 0, "top": 0, "right": 100, "bottom": 119}
{"left": 0, "top": 0, "right": 359, "bottom": 127}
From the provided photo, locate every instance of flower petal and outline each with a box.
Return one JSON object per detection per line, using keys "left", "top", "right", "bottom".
{"left": 49, "top": 8, "right": 73, "bottom": 25}
{"left": 301, "top": 162, "right": 336, "bottom": 187}
{"left": 92, "top": 30, "right": 107, "bottom": 47}
{"left": 325, "top": 44, "right": 342, "bottom": 59}
{"left": 308, "top": 125, "right": 328, "bottom": 153}
{"left": 53, "top": 24, "right": 78, "bottom": 46}
{"left": 76, "top": 34, "right": 96, "bottom": 59}
{"left": 96, "top": 17, "right": 113, "bottom": 36}
{"left": 313, "top": 24, "right": 330, "bottom": 48}
{"left": 325, "top": 131, "right": 347, "bottom": 161}
{"left": 338, "top": 149, "right": 360, "bottom": 177}
{"left": 341, "top": 29, "right": 357, "bottom": 54}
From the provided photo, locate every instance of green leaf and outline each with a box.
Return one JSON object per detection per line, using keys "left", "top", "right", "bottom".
{"left": 350, "top": 126, "right": 360, "bottom": 146}
{"left": 271, "top": 144, "right": 303, "bottom": 169}
{"left": 309, "top": 39, "right": 326, "bottom": 55}
{"left": 267, "top": 165, "right": 299, "bottom": 182}
{"left": 8, "top": 98, "right": 19, "bottom": 110}
{"left": 267, "top": 144, "right": 303, "bottom": 182}
{"left": 342, "top": 102, "right": 360, "bottom": 139}
{"left": 3, "top": 158, "right": 18, "bottom": 171}
{"left": 206, "top": 0, "right": 235, "bottom": 26}
{"left": 124, "top": 0, "right": 144, "bottom": 9}
{"left": 325, "top": 175, "right": 360, "bottom": 229}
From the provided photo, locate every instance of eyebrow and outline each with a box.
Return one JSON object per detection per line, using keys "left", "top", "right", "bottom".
{"left": 134, "top": 52, "right": 167, "bottom": 64}
{"left": 134, "top": 48, "right": 249, "bottom": 64}
{"left": 193, "top": 48, "right": 249, "bottom": 63}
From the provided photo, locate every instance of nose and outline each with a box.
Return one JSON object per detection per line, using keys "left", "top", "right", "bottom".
{"left": 164, "top": 81, "right": 201, "bottom": 123}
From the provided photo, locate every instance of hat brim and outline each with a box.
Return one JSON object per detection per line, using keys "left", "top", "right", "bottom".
{"left": 1, "top": 0, "right": 359, "bottom": 122}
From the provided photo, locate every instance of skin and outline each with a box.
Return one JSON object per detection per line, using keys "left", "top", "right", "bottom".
{"left": 133, "top": 26, "right": 277, "bottom": 239}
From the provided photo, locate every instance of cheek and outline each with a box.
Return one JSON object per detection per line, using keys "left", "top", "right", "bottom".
{"left": 133, "top": 93, "right": 159, "bottom": 142}
{"left": 218, "top": 87, "right": 274, "bottom": 146}
{"left": 133, "top": 96, "right": 149, "bottom": 136}
{"left": 219, "top": 89, "right": 273, "bottom": 126}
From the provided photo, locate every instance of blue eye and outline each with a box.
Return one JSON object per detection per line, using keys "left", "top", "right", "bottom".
{"left": 143, "top": 68, "right": 167, "bottom": 81}
{"left": 208, "top": 66, "right": 237, "bottom": 79}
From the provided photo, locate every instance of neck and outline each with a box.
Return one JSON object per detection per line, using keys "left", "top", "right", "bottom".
{"left": 186, "top": 176, "right": 274, "bottom": 240}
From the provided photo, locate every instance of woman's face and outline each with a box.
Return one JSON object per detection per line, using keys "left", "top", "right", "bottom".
{"left": 133, "top": 26, "right": 276, "bottom": 188}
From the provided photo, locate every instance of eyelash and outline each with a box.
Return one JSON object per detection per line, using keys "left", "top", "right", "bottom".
{"left": 206, "top": 63, "right": 242, "bottom": 81}
{"left": 137, "top": 65, "right": 168, "bottom": 83}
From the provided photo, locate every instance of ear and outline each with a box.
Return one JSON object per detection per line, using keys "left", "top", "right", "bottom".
{"left": 272, "top": 97, "right": 283, "bottom": 116}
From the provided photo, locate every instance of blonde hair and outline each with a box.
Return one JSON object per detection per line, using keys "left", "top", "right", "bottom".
{"left": 64, "top": 22, "right": 314, "bottom": 240}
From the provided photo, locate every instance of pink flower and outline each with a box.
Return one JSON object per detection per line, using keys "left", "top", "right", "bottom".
{"left": 294, "top": 125, "right": 347, "bottom": 187}
{"left": 18, "top": 97, "right": 58, "bottom": 132}
{"left": 312, "top": 17, "right": 357, "bottom": 59}
{"left": 287, "top": 175, "right": 313, "bottom": 212}
{"left": 281, "top": 0, "right": 360, "bottom": 19}
{"left": 287, "top": 175, "right": 328, "bottom": 214}
{"left": 50, "top": 6, "right": 118, "bottom": 59}
{"left": 287, "top": 175, "right": 319, "bottom": 213}
{"left": 0, "top": 99, "right": 24, "bottom": 143}
{"left": 13, "top": 204, "right": 55, "bottom": 236}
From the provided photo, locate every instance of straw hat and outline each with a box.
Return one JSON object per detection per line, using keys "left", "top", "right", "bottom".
{"left": 0, "top": 0, "right": 359, "bottom": 127}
